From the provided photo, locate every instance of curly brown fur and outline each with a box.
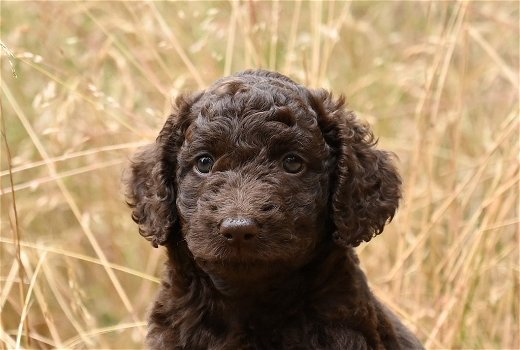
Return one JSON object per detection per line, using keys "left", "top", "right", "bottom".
{"left": 126, "top": 69, "right": 423, "bottom": 349}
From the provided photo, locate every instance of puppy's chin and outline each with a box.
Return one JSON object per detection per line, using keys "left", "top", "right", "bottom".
{"left": 193, "top": 256, "right": 308, "bottom": 297}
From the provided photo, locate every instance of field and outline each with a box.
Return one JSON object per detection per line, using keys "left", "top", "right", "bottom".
{"left": 1, "top": 1, "right": 518, "bottom": 349}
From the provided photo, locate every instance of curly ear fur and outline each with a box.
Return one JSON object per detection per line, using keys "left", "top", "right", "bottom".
{"left": 126, "top": 94, "right": 199, "bottom": 247}
{"left": 310, "top": 89, "right": 402, "bottom": 247}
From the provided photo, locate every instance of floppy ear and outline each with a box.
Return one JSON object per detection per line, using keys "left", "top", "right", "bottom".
{"left": 126, "top": 94, "right": 199, "bottom": 247}
{"left": 310, "top": 89, "right": 402, "bottom": 247}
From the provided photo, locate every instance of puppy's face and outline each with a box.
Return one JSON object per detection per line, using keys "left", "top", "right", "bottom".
{"left": 128, "top": 70, "right": 401, "bottom": 285}
{"left": 173, "top": 80, "right": 332, "bottom": 276}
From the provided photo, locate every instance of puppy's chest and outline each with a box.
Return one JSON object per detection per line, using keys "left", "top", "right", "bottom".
{"left": 179, "top": 310, "right": 369, "bottom": 350}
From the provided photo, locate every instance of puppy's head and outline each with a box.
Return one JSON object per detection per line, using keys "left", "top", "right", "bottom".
{"left": 126, "top": 70, "right": 401, "bottom": 279}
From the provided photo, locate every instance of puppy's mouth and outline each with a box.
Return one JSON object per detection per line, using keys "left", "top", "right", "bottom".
{"left": 188, "top": 240, "right": 276, "bottom": 266}
{"left": 188, "top": 237, "right": 314, "bottom": 283}
{"left": 185, "top": 230, "right": 304, "bottom": 268}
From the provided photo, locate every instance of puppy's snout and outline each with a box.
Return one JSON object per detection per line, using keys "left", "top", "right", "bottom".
{"left": 219, "top": 217, "right": 259, "bottom": 244}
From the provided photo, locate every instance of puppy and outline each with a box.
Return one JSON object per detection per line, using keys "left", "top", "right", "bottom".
{"left": 126, "top": 69, "right": 423, "bottom": 349}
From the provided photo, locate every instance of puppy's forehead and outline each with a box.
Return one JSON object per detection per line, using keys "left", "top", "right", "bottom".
{"left": 177, "top": 75, "right": 331, "bottom": 167}
{"left": 192, "top": 76, "right": 317, "bottom": 127}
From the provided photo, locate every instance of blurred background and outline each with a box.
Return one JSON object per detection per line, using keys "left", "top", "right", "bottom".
{"left": 1, "top": 1, "right": 518, "bottom": 349}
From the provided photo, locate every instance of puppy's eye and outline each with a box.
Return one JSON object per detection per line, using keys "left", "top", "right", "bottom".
{"left": 195, "top": 155, "right": 214, "bottom": 174}
{"left": 282, "top": 154, "right": 304, "bottom": 174}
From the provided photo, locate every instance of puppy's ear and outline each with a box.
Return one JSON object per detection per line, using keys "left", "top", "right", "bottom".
{"left": 126, "top": 93, "right": 199, "bottom": 247}
{"left": 310, "top": 89, "right": 402, "bottom": 247}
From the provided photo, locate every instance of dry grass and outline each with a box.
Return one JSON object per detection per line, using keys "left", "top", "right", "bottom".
{"left": 1, "top": 1, "right": 518, "bottom": 349}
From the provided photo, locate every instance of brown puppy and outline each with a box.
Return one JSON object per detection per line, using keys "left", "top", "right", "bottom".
{"left": 126, "top": 69, "right": 423, "bottom": 349}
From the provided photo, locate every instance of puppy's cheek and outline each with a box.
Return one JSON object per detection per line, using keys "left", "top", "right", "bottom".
{"left": 182, "top": 227, "right": 204, "bottom": 257}
{"left": 176, "top": 178, "right": 202, "bottom": 225}
{"left": 182, "top": 211, "right": 220, "bottom": 257}
{"left": 183, "top": 229, "right": 207, "bottom": 257}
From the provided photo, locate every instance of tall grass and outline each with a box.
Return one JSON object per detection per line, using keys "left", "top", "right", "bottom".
{"left": 1, "top": 2, "right": 518, "bottom": 349}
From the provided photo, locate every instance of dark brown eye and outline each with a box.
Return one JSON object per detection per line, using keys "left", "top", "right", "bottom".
{"left": 195, "top": 155, "right": 214, "bottom": 174}
{"left": 282, "top": 154, "right": 304, "bottom": 174}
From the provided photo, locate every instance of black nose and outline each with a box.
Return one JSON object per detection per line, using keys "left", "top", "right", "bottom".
{"left": 219, "top": 217, "right": 259, "bottom": 244}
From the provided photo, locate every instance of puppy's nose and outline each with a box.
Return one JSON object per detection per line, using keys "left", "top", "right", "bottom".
{"left": 219, "top": 217, "right": 259, "bottom": 244}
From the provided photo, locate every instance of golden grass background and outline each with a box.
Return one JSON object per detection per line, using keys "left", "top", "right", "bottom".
{"left": 1, "top": 1, "right": 518, "bottom": 349}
